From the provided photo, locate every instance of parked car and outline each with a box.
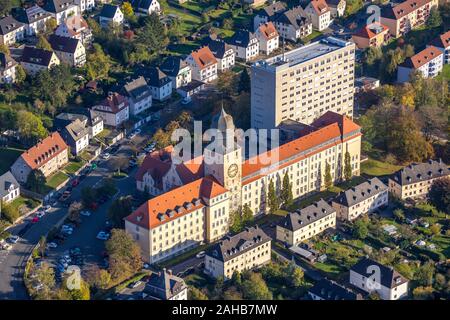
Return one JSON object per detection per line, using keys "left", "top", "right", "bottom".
{"left": 46, "top": 242, "right": 58, "bottom": 249}
{"left": 80, "top": 210, "right": 92, "bottom": 217}
{"left": 96, "top": 231, "right": 110, "bottom": 241}
{"left": 102, "top": 153, "right": 111, "bottom": 160}
{"left": 6, "top": 236, "right": 20, "bottom": 244}
{"left": 36, "top": 211, "right": 45, "bottom": 219}
{"left": 196, "top": 251, "right": 206, "bottom": 259}
{"left": 128, "top": 280, "right": 143, "bottom": 289}
{"left": 72, "top": 178, "right": 80, "bottom": 187}
{"left": 59, "top": 191, "right": 71, "bottom": 202}
{"left": 31, "top": 216, "right": 39, "bottom": 223}
{"left": 42, "top": 205, "right": 51, "bottom": 212}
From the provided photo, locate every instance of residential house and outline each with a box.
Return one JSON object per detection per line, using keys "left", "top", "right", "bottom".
{"left": 98, "top": 4, "right": 124, "bottom": 28}
{"left": 147, "top": 67, "right": 172, "bottom": 101}
{"left": 0, "top": 16, "right": 25, "bottom": 46}
{"left": 380, "top": 0, "right": 439, "bottom": 38}
{"left": 397, "top": 46, "right": 443, "bottom": 83}
{"left": 352, "top": 22, "right": 390, "bottom": 49}
{"left": 428, "top": 30, "right": 450, "bottom": 64}
{"left": 42, "top": 0, "right": 80, "bottom": 25}
{"left": 204, "top": 38, "right": 235, "bottom": 71}
{"left": 123, "top": 76, "right": 153, "bottom": 115}
{"left": 276, "top": 199, "right": 336, "bottom": 246}
{"left": 253, "top": 1, "right": 287, "bottom": 30}
{"left": 0, "top": 171, "right": 20, "bottom": 205}
{"left": 13, "top": 5, "right": 53, "bottom": 36}
{"left": 205, "top": 226, "right": 272, "bottom": 280}
{"left": 243, "top": 0, "right": 267, "bottom": 8}
{"left": 355, "top": 76, "right": 380, "bottom": 93}
{"left": 186, "top": 46, "right": 218, "bottom": 83}
{"left": 332, "top": 178, "right": 388, "bottom": 221}
{"left": 349, "top": 258, "right": 409, "bottom": 300}
{"left": 71, "top": 108, "right": 104, "bottom": 138}
{"left": 131, "top": 0, "right": 161, "bottom": 15}
{"left": 92, "top": 92, "right": 129, "bottom": 127}
{"left": 144, "top": 269, "right": 188, "bottom": 300}
{"left": 0, "top": 53, "right": 17, "bottom": 84}
{"left": 49, "top": 34, "right": 86, "bottom": 67}
{"left": 160, "top": 56, "right": 192, "bottom": 89}
{"left": 309, "top": 279, "right": 363, "bottom": 300}
{"left": 304, "top": 0, "right": 332, "bottom": 31}
{"left": 11, "top": 132, "right": 69, "bottom": 183}
{"left": 326, "top": 0, "right": 346, "bottom": 18}
{"left": 255, "top": 22, "right": 279, "bottom": 55}
{"left": 54, "top": 114, "right": 90, "bottom": 155}
{"left": 20, "top": 46, "right": 60, "bottom": 75}
{"left": 388, "top": 159, "right": 450, "bottom": 200}
{"left": 54, "top": 15, "right": 93, "bottom": 45}
{"left": 274, "top": 6, "right": 312, "bottom": 42}
{"left": 74, "top": 0, "right": 95, "bottom": 12}
{"left": 227, "top": 30, "right": 259, "bottom": 61}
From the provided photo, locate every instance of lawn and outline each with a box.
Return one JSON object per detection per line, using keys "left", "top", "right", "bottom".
{"left": 64, "top": 161, "right": 85, "bottom": 175}
{"left": 437, "top": 64, "right": 450, "bottom": 81}
{"left": 0, "top": 147, "right": 23, "bottom": 175}
{"left": 45, "top": 171, "right": 69, "bottom": 191}
{"left": 361, "top": 158, "right": 402, "bottom": 177}
{"left": 302, "top": 30, "right": 323, "bottom": 44}
{"left": 156, "top": 243, "right": 211, "bottom": 268}
{"left": 9, "top": 196, "right": 40, "bottom": 216}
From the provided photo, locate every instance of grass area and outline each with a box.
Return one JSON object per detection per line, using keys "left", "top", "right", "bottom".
{"left": 64, "top": 161, "right": 85, "bottom": 175}
{"left": 302, "top": 30, "right": 323, "bottom": 44}
{"left": 184, "top": 272, "right": 213, "bottom": 289}
{"left": 437, "top": 64, "right": 450, "bottom": 81}
{"left": 45, "top": 171, "right": 69, "bottom": 191}
{"left": 361, "top": 158, "right": 402, "bottom": 177}
{"left": 156, "top": 243, "right": 211, "bottom": 269}
{"left": 0, "top": 147, "right": 23, "bottom": 175}
{"left": 9, "top": 196, "right": 40, "bottom": 215}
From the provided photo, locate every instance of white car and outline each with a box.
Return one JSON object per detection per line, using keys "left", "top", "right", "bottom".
{"left": 96, "top": 231, "right": 110, "bottom": 241}
{"left": 80, "top": 210, "right": 92, "bottom": 217}
{"left": 196, "top": 251, "right": 206, "bottom": 259}
{"left": 36, "top": 211, "right": 45, "bottom": 218}
{"left": 42, "top": 205, "right": 51, "bottom": 212}
{"left": 1, "top": 243, "right": 12, "bottom": 251}
{"left": 102, "top": 153, "right": 111, "bottom": 160}
{"left": 46, "top": 242, "right": 58, "bottom": 249}
{"left": 7, "top": 236, "right": 19, "bottom": 244}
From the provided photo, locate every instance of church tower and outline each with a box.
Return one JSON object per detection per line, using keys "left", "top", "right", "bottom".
{"left": 204, "top": 108, "right": 242, "bottom": 212}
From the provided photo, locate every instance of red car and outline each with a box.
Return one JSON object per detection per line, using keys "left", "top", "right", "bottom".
{"left": 89, "top": 202, "right": 98, "bottom": 211}
{"left": 31, "top": 216, "right": 39, "bottom": 223}
{"left": 71, "top": 179, "right": 79, "bottom": 187}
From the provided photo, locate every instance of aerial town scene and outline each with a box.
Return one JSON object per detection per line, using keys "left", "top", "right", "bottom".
{"left": 0, "top": 0, "right": 449, "bottom": 304}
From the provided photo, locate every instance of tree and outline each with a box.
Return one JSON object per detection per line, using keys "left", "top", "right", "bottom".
{"left": 0, "top": 0, "right": 13, "bottom": 16}
{"left": 217, "top": 71, "right": 237, "bottom": 96}
{"left": 189, "top": 287, "right": 209, "bottom": 300}
{"left": 229, "top": 210, "right": 244, "bottom": 233}
{"left": 427, "top": 7, "right": 442, "bottom": 28}
{"left": 324, "top": 162, "right": 332, "bottom": 189}
{"left": 45, "top": 18, "right": 58, "bottom": 34}
{"left": 86, "top": 43, "right": 111, "bottom": 80}
{"left": 108, "top": 196, "right": 133, "bottom": 227}
{"left": 430, "top": 224, "right": 441, "bottom": 237}
{"left": 428, "top": 177, "right": 450, "bottom": 214}
{"left": 133, "top": 13, "right": 168, "bottom": 62}
{"left": 26, "top": 169, "right": 47, "bottom": 193}
{"left": 109, "top": 155, "right": 129, "bottom": 174}
{"left": 413, "top": 286, "right": 434, "bottom": 300}
{"left": 121, "top": 2, "right": 134, "bottom": 19}
{"left": 352, "top": 218, "right": 369, "bottom": 240}
{"left": 34, "top": 262, "right": 56, "bottom": 299}
{"left": 242, "top": 204, "right": 253, "bottom": 226}
{"left": 38, "top": 236, "right": 47, "bottom": 258}
{"left": 267, "top": 179, "right": 279, "bottom": 213}
{"left": 86, "top": 265, "right": 111, "bottom": 290}
{"left": 68, "top": 201, "right": 82, "bottom": 223}
{"left": 0, "top": 44, "right": 10, "bottom": 55}
{"left": 344, "top": 151, "right": 352, "bottom": 181}
{"left": 15, "top": 64, "right": 26, "bottom": 84}
{"left": 152, "top": 128, "right": 172, "bottom": 149}
{"left": 36, "top": 35, "right": 52, "bottom": 51}
{"left": 81, "top": 187, "right": 97, "bottom": 207}
{"left": 238, "top": 69, "right": 250, "bottom": 93}
{"left": 415, "top": 261, "right": 435, "bottom": 286}
{"left": 1, "top": 203, "right": 19, "bottom": 223}
{"left": 2, "top": 88, "right": 17, "bottom": 105}
{"left": 241, "top": 272, "right": 272, "bottom": 300}
{"left": 287, "top": 262, "right": 304, "bottom": 287}
{"left": 280, "top": 173, "right": 293, "bottom": 208}
{"left": 393, "top": 208, "right": 405, "bottom": 222}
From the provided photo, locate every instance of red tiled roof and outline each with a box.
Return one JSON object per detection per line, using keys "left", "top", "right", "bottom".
{"left": 310, "top": 0, "right": 330, "bottom": 15}
{"left": 125, "top": 176, "right": 228, "bottom": 229}
{"left": 402, "top": 46, "right": 443, "bottom": 69}
{"left": 190, "top": 46, "right": 217, "bottom": 70}
{"left": 135, "top": 146, "right": 173, "bottom": 188}
{"left": 94, "top": 92, "right": 128, "bottom": 114}
{"left": 64, "top": 15, "right": 88, "bottom": 36}
{"left": 20, "top": 132, "right": 68, "bottom": 170}
{"left": 383, "top": 0, "right": 435, "bottom": 20}
{"left": 353, "top": 22, "right": 389, "bottom": 40}
{"left": 258, "top": 22, "right": 278, "bottom": 40}
{"left": 429, "top": 30, "right": 450, "bottom": 49}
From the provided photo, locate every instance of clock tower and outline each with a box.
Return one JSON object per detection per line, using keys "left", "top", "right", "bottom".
{"left": 204, "top": 108, "right": 242, "bottom": 211}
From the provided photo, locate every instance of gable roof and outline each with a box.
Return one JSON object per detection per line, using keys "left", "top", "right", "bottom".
{"left": 123, "top": 76, "right": 151, "bottom": 102}
{"left": 326, "top": 0, "right": 344, "bottom": 7}
{"left": 429, "top": 30, "right": 450, "bottom": 49}
{"left": 207, "top": 39, "right": 233, "bottom": 59}
{"left": 278, "top": 199, "right": 335, "bottom": 231}
{"left": 333, "top": 178, "right": 388, "bottom": 207}
{"left": 274, "top": 6, "right": 310, "bottom": 29}
{"left": 14, "top": 5, "right": 52, "bottom": 25}
{"left": 353, "top": 22, "right": 389, "bottom": 40}
{"left": 309, "top": 0, "right": 330, "bottom": 15}
{"left": 160, "top": 56, "right": 189, "bottom": 77}
{"left": 131, "top": 0, "right": 158, "bottom": 11}
{"left": 19, "top": 132, "right": 68, "bottom": 170}
{"left": 257, "top": 1, "right": 287, "bottom": 18}
{"left": 64, "top": 118, "right": 89, "bottom": 142}
{"left": 227, "top": 29, "right": 257, "bottom": 48}
{"left": 21, "top": 46, "right": 55, "bottom": 67}
{"left": 190, "top": 46, "right": 217, "bottom": 70}
{"left": 206, "top": 226, "right": 271, "bottom": 262}
{"left": 0, "top": 15, "right": 25, "bottom": 35}
{"left": 381, "top": 0, "right": 434, "bottom": 20}
{"left": 0, "top": 52, "right": 17, "bottom": 71}
{"left": 43, "top": 0, "right": 76, "bottom": 14}
{"left": 309, "top": 279, "right": 363, "bottom": 300}
{"left": 0, "top": 171, "right": 19, "bottom": 199}
{"left": 49, "top": 34, "right": 81, "bottom": 53}
{"left": 61, "top": 15, "right": 89, "bottom": 36}
{"left": 351, "top": 258, "right": 408, "bottom": 289}
{"left": 99, "top": 4, "right": 121, "bottom": 19}
{"left": 258, "top": 22, "right": 279, "bottom": 40}
{"left": 391, "top": 159, "right": 449, "bottom": 186}
{"left": 147, "top": 67, "right": 171, "bottom": 87}
{"left": 125, "top": 176, "right": 228, "bottom": 229}
{"left": 93, "top": 92, "right": 128, "bottom": 114}
{"left": 145, "top": 269, "right": 186, "bottom": 300}
{"left": 400, "top": 46, "right": 443, "bottom": 69}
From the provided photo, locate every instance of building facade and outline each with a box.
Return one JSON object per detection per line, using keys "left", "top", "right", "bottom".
{"left": 251, "top": 37, "right": 355, "bottom": 129}
{"left": 144, "top": 269, "right": 188, "bottom": 300}
{"left": 0, "top": 171, "right": 20, "bottom": 205}
{"left": 256, "top": 22, "right": 279, "bottom": 55}
{"left": 397, "top": 46, "right": 443, "bottom": 83}
{"left": 147, "top": 67, "right": 172, "bottom": 101}
{"left": 0, "top": 53, "right": 17, "bottom": 84}
{"left": 14, "top": 5, "right": 53, "bottom": 37}
{"left": 206, "top": 39, "right": 236, "bottom": 71}
{"left": 20, "top": 46, "right": 60, "bottom": 75}
{"left": 99, "top": 4, "right": 124, "bottom": 28}
{"left": 160, "top": 56, "right": 192, "bottom": 89}
{"left": 123, "top": 76, "right": 153, "bottom": 115}
{"left": 0, "top": 16, "right": 26, "bottom": 46}
{"left": 49, "top": 35, "right": 86, "bottom": 67}
{"left": 309, "top": 279, "right": 363, "bottom": 300}
{"left": 205, "top": 226, "right": 272, "bottom": 280}
{"left": 54, "top": 15, "right": 93, "bottom": 45}
{"left": 92, "top": 92, "right": 129, "bottom": 127}
{"left": 304, "top": 0, "right": 332, "bottom": 31}
{"left": 428, "top": 30, "right": 450, "bottom": 64}
{"left": 352, "top": 22, "right": 390, "bottom": 49}
{"left": 186, "top": 47, "right": 218, "bottom": 83}
{"left": 227, "top": 30, "right": 260, "bottom": 62}
{"left": 43, "top": 0, "right": 80, "bottom": 25}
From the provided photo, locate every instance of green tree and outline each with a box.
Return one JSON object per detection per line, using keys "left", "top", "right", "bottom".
{"left": 189, "top": 287, "right": 209, "bottom": 300}
{"left": 121, "top": 1, "right": 134, "bottom": 19}
{"left": 430, "top": 224, "right": 441, "bottom": 237}
{"left": 45, "top": 18, "right": 58, "bottom": 34}
{"left": 426, "top": 7, "right": 442, "bottom": 28}
{"left": 34, "top": 262, "right": 56, "bottom": 299}
{"left": 26, "top": 169, "right": 47, "bottom": 193}
{"left": 267, "top": 179, "right": 279, "bottom": 213}
{"left": 1, "top": 203, "right": 19, "bottom": 223}
{"left": 241, "top": 272, "right": 272, "bottom": 300}
{"left": 352, "top": 218, "right": 369, "bottom": 240}
{"left": 242, "top": 204, "right": 253, "bottom": 226}
{"left": 393, "top": 208, "right": 405, "bottom": 222}
{"left": 229, "top": 210, "right": 244, "bottom": 233}
{"left": 0, "top": 44, "right": 10, "bottom": 55}
{"left": 152, "top": 128, "right": 172, "bottom": 149}
{"left": 324, "top": 162, "right": 332, "bottom": 189}
{"left": 15, "top": 64, "right": 26, "bottom": 84}
{"left": 107, "top": 196, "right": 133, "bottom": 228}
{"left": 86, "top": 43, "right": 111, "bottom": 80}
{"left": 68, "top": 201, "right": 82, "bottom": 223}
{"left": 238, "top": 69, "right": 250, "bottom": 93}
{"left": 133, "top": 13, "right": 168, "bottom": 62}
{"left": 429, "top": 177, "right": 450, "bottom": 214}
{"left": 415, "top": 261, "right": 435, "bottom": 286}
{"left": 2, "top": 88, "right": 17, "bottom": 105}
{"left": 38, "top": 236, "right": 47, "bottom": 258}
{"left": 86, "top": 266, "right": 111, "bottom": 290}
{"left": 0, "top": 0, "right": 13, "bottom": 16}
{"left": 344, "top": 151, "right": 352, "bottom": 181}
{"left": 413, "top": 286, "right": 434, "bottom": 300}
{"left": 217, "top": 71, "right": 237, "bottom": 96}
{"left": 280, "top": 172, "right": 293, "bottom": 208}
{"left": 81, "top": 187, "right": 97, "bottom": 207}
{"left": 36, "top": 35, "right": 52, "bottom": 51}
{"left": 287, "top": 262, "right": 304, "bottom": 287}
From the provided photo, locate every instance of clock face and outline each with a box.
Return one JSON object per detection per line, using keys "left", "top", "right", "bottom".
{"left": 228, "top": 164, "right": 238, "bottom": 178}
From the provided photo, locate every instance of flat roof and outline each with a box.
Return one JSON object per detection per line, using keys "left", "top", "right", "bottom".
{"left": 252, "top": 37, "right": 353, "bottom": 72}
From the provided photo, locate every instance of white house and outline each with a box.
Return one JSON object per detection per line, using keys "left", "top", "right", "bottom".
{"left": 74, "top": 0, "right": 95, "bottom": 12}
{"left": 160, "top": 56, "right": 192, "bottom": 89}
{"left": 49, "top": 34, "right": 86, "bottom": 67}
{"left": 98, "top": 4, "right": 124, "bottom": 28}
{"left": 186, "top": 46, "right": 218, "bottom": 83}
{"left": 14, "top": 5, "right": 53, "bottom": 37}
{"left": 144, "top": 269, "right": 188, "bottom": 300}
{"left": 0, "top": 16, "right": 26, "bottom": 46}
{"left": 0, "top": 53, "right": 17, "bottom": 84}
{"left": 42, "top": 0, "right": 80, "bottom": 25}
{"left": 227, "top": 30, "right": 259, "bottom": 61}
{"left": 123, "top": 76, "right": 153, "bottom": 115}
{"left": 326, "top": 0, "right": 346, "bottom": 18}
{"left": 147, "top": 67, "right": 172, "bottom": 101}
{"left": 428, "top": 30, "right": 450, "bottom": 64}
{"left": 206, "top": 39, "right": 235, "bottom": 71}
{"left": 256, "top": 22, "right": 279, "bottom": 55}
{"left": 131, "top": 0, "right": 161, "bottom": 16}
{"left": 349, "top": 258, "right": 409, "bottom": 300}
{"left": 20, "top": 46, "right": 60, "bottom": 76}
{"left": 54, "top": 15, "right": 92, "bottom": 45}
{"left": 397, "top": 46, "right": 443, "bottom": 83}
{"left": 92, "top": 92, "right": 129, "bottom": 127}
{"left": 0, "top": 171, "right": 20, "bottom": 205}
{"left": 304, "top": 0, "right": 332, "bottom": 31}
